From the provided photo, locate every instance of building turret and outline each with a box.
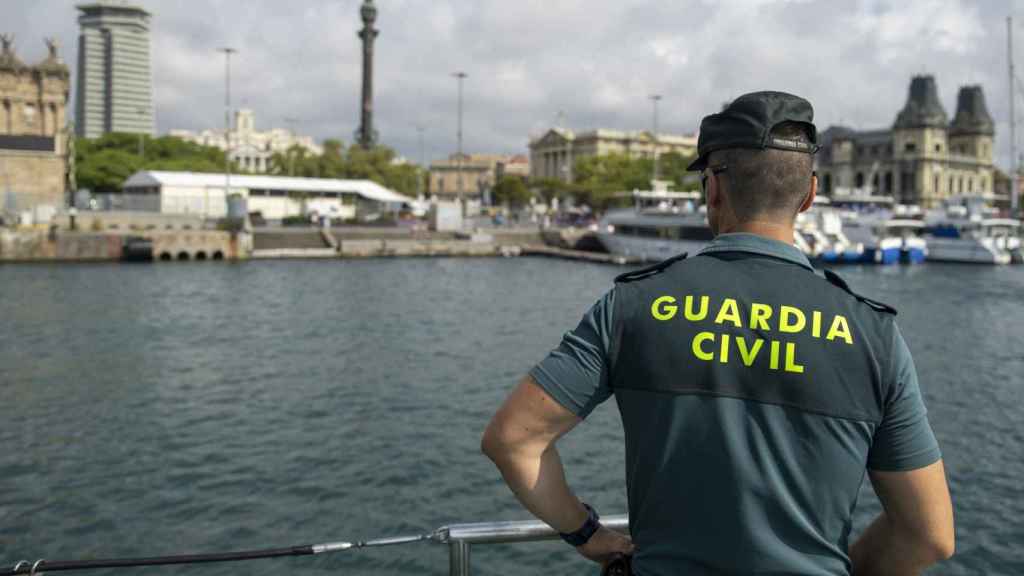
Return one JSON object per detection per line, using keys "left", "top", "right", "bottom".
{"left": 950, "top": 86, "right": 994, "bottom": 136}
{"left": 948, "top": 85, "right": 994, "bottom": 192}
{"left": 891, "top": 76, "right": 950, "bottom": 205}
{"left": 894, "top": 75, "right": 948, "bottom": 129}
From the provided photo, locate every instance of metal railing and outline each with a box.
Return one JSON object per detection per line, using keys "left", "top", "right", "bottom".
{"left": 436, "top": 514, "right": 629, "bottom": 576}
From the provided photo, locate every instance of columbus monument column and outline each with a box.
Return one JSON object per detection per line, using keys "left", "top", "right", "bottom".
{"left": 356, "top": 0, "right": 378, "bottom": 148}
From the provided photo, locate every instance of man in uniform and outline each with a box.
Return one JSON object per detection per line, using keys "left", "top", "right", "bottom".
{"left": 481, "top": 91, "right": 954, "bottom": 575}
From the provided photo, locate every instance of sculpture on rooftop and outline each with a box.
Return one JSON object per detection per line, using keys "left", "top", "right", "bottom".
{"left": 45, "top": 37, "right": 59, "bottom": 60}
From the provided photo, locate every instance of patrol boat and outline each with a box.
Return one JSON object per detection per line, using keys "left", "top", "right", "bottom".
{"left": 595, "top": 189, "right": 713, "bottom": 262}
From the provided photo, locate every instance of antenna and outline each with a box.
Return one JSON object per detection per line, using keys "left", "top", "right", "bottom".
{"left": 1010, "top": 16, "right": 1018, "bottom": 214}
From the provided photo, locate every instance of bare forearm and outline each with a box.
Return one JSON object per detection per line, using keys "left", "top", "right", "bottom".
{"left": 487, "top": 444, "right": 587, "bottom": 533}
{"left": 850, "top": 513, "right": 943, "bottom": 575}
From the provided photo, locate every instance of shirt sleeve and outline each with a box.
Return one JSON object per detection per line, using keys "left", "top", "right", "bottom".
{"left": 528, "top": 289, "right": 616, "bottom": 419}
{"left": 867, "top": 323, "right": 942, "bottom": 471}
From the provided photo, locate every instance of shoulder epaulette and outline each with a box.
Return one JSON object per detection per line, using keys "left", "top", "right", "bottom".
{"left": 614, "top": 252, "right": 688, "bottom": 283}
{"left": 823, "top": 269, "right": 897, "bottom": 315}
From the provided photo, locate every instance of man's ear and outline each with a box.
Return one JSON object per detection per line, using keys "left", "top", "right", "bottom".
{"left": 707, "top": 173, "right": 723, "bottom": 209}
{"left": 798, "top": 172, "right": 817, "bottom": 213}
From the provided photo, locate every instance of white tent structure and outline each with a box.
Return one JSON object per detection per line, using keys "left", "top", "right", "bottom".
{"left": 120, "top": 171, "right": 414, "bottom": 220}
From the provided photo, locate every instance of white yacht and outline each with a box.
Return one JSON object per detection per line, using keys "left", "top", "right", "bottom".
{"left": 795, "top": 196, "right": 866, "bottom": 262}
{"left": 825, "top": 195, "right": 927, "bottom": 264}
{"left": 595, "top": 190, "right": 713, "bottom": 262}
{"left": 924, "top": 201, "right": 1021, "bottom": 264}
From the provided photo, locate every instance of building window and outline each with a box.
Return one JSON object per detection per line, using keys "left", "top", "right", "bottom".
{"left": 873, "top": 173, "right": 880, "bottom": 191}
{"left": 884, "top": 172, "right": 893, "bottom": 193}
{"left": 23, "top": 103, "right": 36, "bottom": 126}
{"left": 900, "top": 172, "right": 914, "bottom": 200}
{"left": 904, "top": 142, "right": 916, "bottom": 153}
{"left": 934, "top": 143, "right": 942, "bottom": 153}
{"left": 934, "top": 174, "right": 939, "bottom": 194}
{"left": 855, "top": 173, "right": 864, "bottom": 188}
{"left": 823, "top": 173, "right": 832, "bottom": 194}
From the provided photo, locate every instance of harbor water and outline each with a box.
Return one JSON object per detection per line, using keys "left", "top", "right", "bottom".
{"left": 1, "top": 258, "right": 1022, "bottom": 575}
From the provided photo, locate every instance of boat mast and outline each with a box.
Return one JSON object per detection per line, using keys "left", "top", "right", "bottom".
{"left": 1010, "top": 16, "right": 1018, "bottom": 214}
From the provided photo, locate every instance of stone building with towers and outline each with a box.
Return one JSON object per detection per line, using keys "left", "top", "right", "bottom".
{"left": 0, "top": 36, "right": 72, "bottom": 213}
{"left": 816, "top": 75, "right": 995, "bottom": 208}
{"left": 75, "top": 1, "right": 154, "bottom": 138}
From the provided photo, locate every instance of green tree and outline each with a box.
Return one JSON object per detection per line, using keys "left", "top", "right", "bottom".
{"left": 493, "top": 176, "right": 531, "bottom": 208}
{"left": 75, "top": 133, "right": 229, "bottom": 193}
{"left": 658, "top": 151, "right": 700, "bottom": 191}
{"left": 531, "top": 177, "right": 569, "bottom": 205}
{"left": 571, "top": 153, "right": 653, "bottom": 210}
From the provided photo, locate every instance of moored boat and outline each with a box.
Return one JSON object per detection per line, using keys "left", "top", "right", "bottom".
{"left": 595, "top": 190, "right": 712, "bottom": 262}
{"left": 924, "top": 218, "right": 1019, "bottom": 265}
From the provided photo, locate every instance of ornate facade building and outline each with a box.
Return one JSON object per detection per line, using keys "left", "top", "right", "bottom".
{"left": 170, "top": 109, "right": 323, "bottom": 174}
{"left": 816, "top": 75, "right": 995, "bottom": 208}
{"left": 528, "top": 128, "right": 697, "bottom": 183}
{"left": 0, "top": 36, "right": 71, "bottom": 212}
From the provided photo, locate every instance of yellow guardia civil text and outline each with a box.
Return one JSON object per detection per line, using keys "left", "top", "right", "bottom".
{"left": 650, "top": 295, "right": 854, "bottom": 374}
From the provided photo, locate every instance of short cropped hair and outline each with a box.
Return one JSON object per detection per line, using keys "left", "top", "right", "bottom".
{"left": 708, "top": 122, "right": 814, "bottom": 222}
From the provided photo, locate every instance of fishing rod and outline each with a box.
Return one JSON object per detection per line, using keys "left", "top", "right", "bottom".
{"left": 3, "top": 529, "right": 445, "bottom": 575}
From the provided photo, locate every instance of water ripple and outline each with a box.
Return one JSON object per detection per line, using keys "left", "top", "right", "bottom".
{"left": 0, "top": 259, "right": 1021, "bottom": 575}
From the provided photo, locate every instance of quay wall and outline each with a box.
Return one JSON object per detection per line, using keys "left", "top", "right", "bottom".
{"left": 0, "top": 229, "right": 123, "bottom": 261}
{"left": 0, "top": 228, "right": 249, "bottom": 262}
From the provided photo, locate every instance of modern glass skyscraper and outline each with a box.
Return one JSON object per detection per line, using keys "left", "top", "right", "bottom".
{"left": 74, "top": 1, "right": 153, "bottom": 138}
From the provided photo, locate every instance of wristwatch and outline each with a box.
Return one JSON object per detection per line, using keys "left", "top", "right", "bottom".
{"left": 559, "top": 502, "right": 601, "bottom": 547}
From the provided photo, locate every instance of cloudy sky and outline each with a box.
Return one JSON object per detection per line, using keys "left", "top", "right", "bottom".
{"left": 5, "top": 0, "right": 1023, "bottom": 169}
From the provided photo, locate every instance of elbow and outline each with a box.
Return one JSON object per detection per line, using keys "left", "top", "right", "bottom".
{"left": 928, "top": 532, "right": 955, "bottom": 562}
{"left": 480, "top": 422, "right": 503, "bottom": 462}
{"left": 911, "top": 526, "right": 955, "bottom": 564}
{"left": 929, "top": 511, "right": 956, "bottom": 562}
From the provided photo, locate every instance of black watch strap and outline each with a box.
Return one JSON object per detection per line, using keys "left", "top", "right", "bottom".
{"left": 559, "top": 503, "right": 600, "bottom": 547}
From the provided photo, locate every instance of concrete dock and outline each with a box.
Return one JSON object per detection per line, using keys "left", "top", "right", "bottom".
{"left": 1, "top": 221, "right": 633, "bottom": 266}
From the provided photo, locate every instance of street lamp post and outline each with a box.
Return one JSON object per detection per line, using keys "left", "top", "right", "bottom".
{"left": 650, "top": 94, "right": 662, "bottom": 185}
{"left": 415, "top": 123, "right": 425, "bottom": 198}
{"left": 284, "top": 116, "right": 299, "bottom": 176}
{"left": 453, "top": 71, "right": 467, "bottom": 211}
{"left": 218, "top": 46, "right": 236, "bottom": 220}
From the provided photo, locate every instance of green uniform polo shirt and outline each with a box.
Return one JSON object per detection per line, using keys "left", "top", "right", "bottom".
{"left": 530, "top": 233, "right": 940, "bottom": 576}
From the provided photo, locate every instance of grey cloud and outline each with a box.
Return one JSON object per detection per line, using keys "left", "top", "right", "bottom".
{"left": 3, "top": 0, "right": 1022, "bottom": 169}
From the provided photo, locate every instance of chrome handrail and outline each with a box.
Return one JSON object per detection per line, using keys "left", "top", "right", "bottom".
{"left": 436, "top": 514, "right": 629, "bottom": 576}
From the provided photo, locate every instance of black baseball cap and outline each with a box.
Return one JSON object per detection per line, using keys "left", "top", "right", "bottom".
{"left": 687, "top": 91, "right": 818, "bottom": 171}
